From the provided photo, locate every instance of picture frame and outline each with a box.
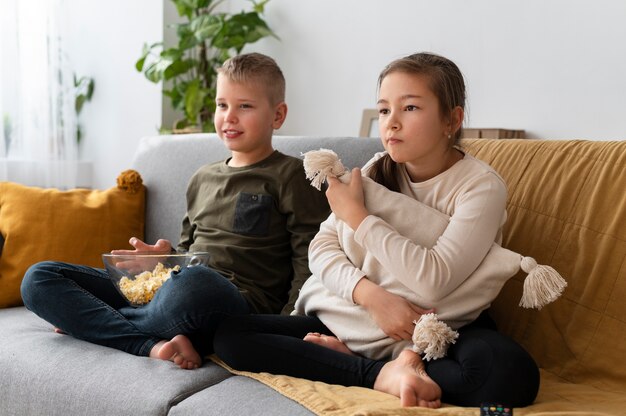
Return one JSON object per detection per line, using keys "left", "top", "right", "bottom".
{"left": 359, "top": 109, "right": 379, "bottom": 137}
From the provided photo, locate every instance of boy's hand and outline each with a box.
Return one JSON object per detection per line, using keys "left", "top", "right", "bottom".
{"left": 109, "top": 238, "right": 173, "bottom": 273}
{"left": 326, "top": 168, "right": 369, "bottom": 230}
{"left": 110, "top": 237, "right": 172, "bottom": 255}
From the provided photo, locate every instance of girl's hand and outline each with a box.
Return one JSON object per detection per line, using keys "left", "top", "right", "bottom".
{"left": 353, "top": 278, "right": 434, "bottom": 341}
{"left": 326, "top": 168, "right": 369, "bottom": 230}
{"left": 110, "top": 237, "right": 172, "bottom": 255}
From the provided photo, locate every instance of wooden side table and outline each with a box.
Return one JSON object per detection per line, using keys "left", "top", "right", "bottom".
{"left": 461, "top": 128, "right": 525, "bottom": 139}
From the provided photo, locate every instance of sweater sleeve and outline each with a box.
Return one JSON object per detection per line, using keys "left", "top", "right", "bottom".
{"left": 280, "top": 169, "right": 331, "bottom": 315}
{"left": 353, "top": 172, "right": 507, "bottom": 303}
{"left": 176, "top": 174, "right": 198, "bottom": 252}
{"left": 307, "top": 214, "right": 367, "bottom": 303}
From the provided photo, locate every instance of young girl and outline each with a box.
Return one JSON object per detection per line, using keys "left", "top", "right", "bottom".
{"left": 213, "top": 52, "right": 540, "bottom": 408}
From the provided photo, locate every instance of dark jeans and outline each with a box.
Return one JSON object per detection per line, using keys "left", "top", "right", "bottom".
{"left": 213, "top": 311, "right": 539, "bottom": 407}
{"left": 21, "top": 261, "right": 251, "bottom": 357}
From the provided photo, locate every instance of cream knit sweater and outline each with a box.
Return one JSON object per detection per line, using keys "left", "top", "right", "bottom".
{"left": 293, "top": 152, "right": 508, "bottom": 360}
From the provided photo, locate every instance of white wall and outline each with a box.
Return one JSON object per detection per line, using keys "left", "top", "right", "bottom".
{"left": 235, "top": 0, "right": 626, "bottom": 141}
{"left": 70, "top": 0, "right": 625, "bottom": 186}
{"left": 66, "top": 0, "right": 163, "bottom": 188}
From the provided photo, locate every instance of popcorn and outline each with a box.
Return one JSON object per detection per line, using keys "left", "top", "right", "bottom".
{"left": 118, "top": 263, "right": 180, "bottom": 305}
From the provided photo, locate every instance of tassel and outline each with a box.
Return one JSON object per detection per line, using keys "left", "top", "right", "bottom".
{"left": 302, "top": 149, "right": 347, "bottom": 190}
{"left": 411, "top": 313, "right": 459, "bottom": 361}
{"left": 519, "top": 256, "right": 568, "bottom": 309}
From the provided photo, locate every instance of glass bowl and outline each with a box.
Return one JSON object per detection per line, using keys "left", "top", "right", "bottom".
{"left": 102, "top": 252, "right": 210, "bottom": 307}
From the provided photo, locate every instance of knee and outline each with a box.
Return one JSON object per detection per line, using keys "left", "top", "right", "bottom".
{"left": 451, "top": 330, "right": 539, "bottom": 407}
{"left": 164, "top": 266, "right": 244, "bottom": 311}
{"left": 20, "top": 261, "right": 57, "bottom": 308}
{"left": 493, "top": 343, "right": 540, "bottom": 407}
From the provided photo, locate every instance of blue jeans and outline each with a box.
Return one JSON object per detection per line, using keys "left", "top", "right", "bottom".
{"left": 21, "top": 261, "right": 251, "bottom": 357}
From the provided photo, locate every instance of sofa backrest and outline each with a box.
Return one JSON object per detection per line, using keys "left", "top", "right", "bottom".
{"left": 462, "top": 138, "right": 626, "bottom": 392}
{"left": 131, "top": 134, "right": 384, "bottom": 245}
{"left": 132, "top": 134, "right": 626, "bottom": 391}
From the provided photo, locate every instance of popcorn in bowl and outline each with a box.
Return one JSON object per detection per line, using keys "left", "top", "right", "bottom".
{"left": 118, "top": 262, "right": 180, "bottom": 305}
{"left": 103, "top": 252, "right": 210, "bottom": 307}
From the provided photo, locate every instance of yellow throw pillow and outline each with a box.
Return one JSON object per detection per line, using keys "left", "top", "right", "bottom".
{"left": 0, "top": 170, "right": 145, "bottom": 308}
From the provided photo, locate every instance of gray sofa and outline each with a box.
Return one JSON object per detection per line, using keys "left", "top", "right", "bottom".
{"left": 0, "top": 134, "right": 384, "bottom": 416}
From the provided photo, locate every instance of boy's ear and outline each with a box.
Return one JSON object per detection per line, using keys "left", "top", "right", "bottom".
{"left": 272, "top": 102, "right": 288, "bottom": 129}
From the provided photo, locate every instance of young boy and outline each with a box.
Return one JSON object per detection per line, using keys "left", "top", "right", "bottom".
{"left": 20, "top": 53, "right": 330, "bottom": 370}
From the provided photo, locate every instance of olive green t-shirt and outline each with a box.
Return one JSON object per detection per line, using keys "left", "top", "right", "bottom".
{"left": 177, "top": 150, "right": 330, "bottom": 314}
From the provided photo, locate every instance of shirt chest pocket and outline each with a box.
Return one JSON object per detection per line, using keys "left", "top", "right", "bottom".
{"left": 233, "top": 193, "right": 274, "bottom": 236}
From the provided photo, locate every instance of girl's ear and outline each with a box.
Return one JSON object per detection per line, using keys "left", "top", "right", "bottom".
{"left": 449, "top": 106, "right": 464, "bottom": 135}
{"left": 272, "top": 102, "right": 288, "bottom": 129}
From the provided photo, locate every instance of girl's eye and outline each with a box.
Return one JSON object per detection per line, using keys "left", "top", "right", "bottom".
{"left": 405, "top": 105, "right": 419, "bottom": 111}
{"left": 378, "top": 108, "right": 389, "bottom": 116}
{"left": 216, "top": 103, "right": 226, "bottom": 109}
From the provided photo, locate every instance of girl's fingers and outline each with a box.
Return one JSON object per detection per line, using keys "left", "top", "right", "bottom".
{"left": 350, "top": 168, "right": 362, "bottom": 186}
{"left": 326, "top": 176, "right": 340, "bottom": 186}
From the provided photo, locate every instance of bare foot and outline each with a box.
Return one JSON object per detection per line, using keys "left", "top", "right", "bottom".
{"left": 53, "top": 327, "right": 66, "bottom": 335}
{"left": 303, "top": 332, "right": 355, "bottom": 355}
{"left": 374, "top": 349, "right": 441, "bottom": 408}
{"left": 149, "top": 335, "right": 201, "bottom": 370}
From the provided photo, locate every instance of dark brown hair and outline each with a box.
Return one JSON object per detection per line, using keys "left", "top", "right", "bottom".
{"left": 368, "top": 52, "right": 466, "bottom": 192}
{"left": 218, "top": 52, "right": 286, "bottom": 105}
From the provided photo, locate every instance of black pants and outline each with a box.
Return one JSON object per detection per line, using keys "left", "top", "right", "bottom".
{"left": 213, "top": 311, "right": 539, "bottom": 407}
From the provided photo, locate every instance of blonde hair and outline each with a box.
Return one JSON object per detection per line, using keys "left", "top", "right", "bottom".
{"left": 369, "top": 52, "right": 466, "bottom": 192}
{"left": 218, "top": 53, "right": 286, "bottom": 105}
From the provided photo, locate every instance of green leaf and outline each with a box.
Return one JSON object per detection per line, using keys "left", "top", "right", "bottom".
{"left": 212, "top": 11, "right": 273, "bottom": 50}
{"left": 164, "top": 85, "right": 184, "bottom": 110}
{"left": 163, "top": 59, "right": 195, "bottom": 80}
{"left": 201, "top": 120, "right": 216, "bottom": 133}
{"left": 173, "top": 0, "right": 194, "bottom": 19}
{"left": 173, "top": 118, "right": 191, "bottom": 130}
{"left": 184, "top": 79, "right": 202, "bottom": 121}
{"left": 75, "top": 95, "right": 86, "bottom": 114}
{"left": 251, "top": 0, "right": 270, "bottom": 14}
{"left": 135, "top": 56, "right": 147, "bottom": 72}
{"left": 175, "top": 23, "right": 198, "bottom": 50}
{"left": 144, "top": 54, "right": 176, "bottom": 83}
{"left": 160, "top": 47, "right": 183, "bottom": 61}
{"left": 190, "top": 14, "right": 223, "bottom": 42}
{"left": 136, "top": 42, "right": 163, "bottom": 71}
{"left": 86, "top": 79, "right": 95, "bottom": 99}
{"left": 195, "top": 0, "right": 213, "bottom": 9}
{"left": 141, "top": 48, "right": 185, "bottom": 83}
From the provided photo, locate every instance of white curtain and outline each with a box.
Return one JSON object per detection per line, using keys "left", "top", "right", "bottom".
{"left": 0, "top": 0, "right": 78, "bottom": 189}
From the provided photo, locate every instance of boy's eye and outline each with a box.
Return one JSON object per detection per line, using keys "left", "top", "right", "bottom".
{"left": 378, "top": 108, "right": 389, "bottom": 116}
{"left": 216, "top": 103, "right": 226, "bottom": 109}
{"left": 240, "top": 103, "right": 253, "bottom": 109}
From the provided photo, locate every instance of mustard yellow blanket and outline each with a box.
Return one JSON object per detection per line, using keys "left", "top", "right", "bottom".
{"left": 211, "top": 357, "right": 624, "bottom": 416}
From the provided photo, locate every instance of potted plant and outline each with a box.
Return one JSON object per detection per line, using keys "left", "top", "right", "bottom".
{"left": 74, "top": 74, "right": 95, "bottom": 143}
{"left": 136, "top": 0, "right": 276, "bottom": 133}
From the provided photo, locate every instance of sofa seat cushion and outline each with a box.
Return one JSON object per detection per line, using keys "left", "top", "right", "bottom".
{"left": 0, "top": 307, "right": 233, "bottom": 416}
{"left": 0, "top": 170, "right": 145, "bottom": 308}
{"left": 169, "top": 376, "right": 312, "bottom": 416}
